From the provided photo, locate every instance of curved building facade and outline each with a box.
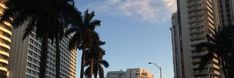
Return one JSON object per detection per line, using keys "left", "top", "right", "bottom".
{"left": 0, "top": 1, "right": 12, "bottom": 78}
{"left": 172, "top": 0, "right": 222, "bottom": 78}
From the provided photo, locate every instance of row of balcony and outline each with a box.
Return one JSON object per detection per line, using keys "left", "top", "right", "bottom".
{"left": 188, "top": 5, "right": 204, "bottom": 13}
{"left": 187, "top": 0, "right": 204, "bottom": 8}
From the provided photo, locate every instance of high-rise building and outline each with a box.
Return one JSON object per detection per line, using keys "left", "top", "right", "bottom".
{"left": 106, "top": 68, "right": 154, "bottom": 78}
{"left": 9, "top": 26, "right": 77, "bottom": 78}
{"left": 0, "top": 2, "right": 13, "bottom": 78}
{"left": 218, "top": 0, "right": 234, "bottom": 26}
{"left": 171, "top": 0, "right": 222, "bottom": 78}
{"left": 171, "top": 12, "right": 183, "bottom": 78}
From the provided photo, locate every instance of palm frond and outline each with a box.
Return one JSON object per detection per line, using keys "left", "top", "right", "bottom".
{"left": 98, "top": 65, "right": 104, "bottom": 78}
{"left": 62, "top": 3, "right": 82, "bottom": 26}
{"left": 89, "top": 20, "right": 101, "bottom": 30}
{"left": 65, "top": 27, "right": 79, "bottom": 37}
{"left": 84, "top": 66, "right": 91, "bottom": 78}
{"left": 100, "top": 60, "right": 109, "bottom": 68}
{"left": 198, "top": 52, "right": 213, "bottom": 71}
{"left": 68, "top": 32, "right": 81, "bottom": 50}
{"left": 22, "top": 19, "right": 35, "bottom": 40}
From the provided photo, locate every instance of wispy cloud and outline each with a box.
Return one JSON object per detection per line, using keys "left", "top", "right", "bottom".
{"left": 82, "top": 0, "right": 177, "bottom": 23}
{"left": 163, "top": 0, "right": 177, "bottom": 13}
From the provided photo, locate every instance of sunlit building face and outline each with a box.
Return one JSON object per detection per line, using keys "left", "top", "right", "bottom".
{"left": 9, "top": 28, "right": 77, "bottom": 78}
{"left": 0, "top": 2, "right": 13, "bottom": 78}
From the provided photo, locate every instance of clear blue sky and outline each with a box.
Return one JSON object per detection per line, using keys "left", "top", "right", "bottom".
{"left": 75, "top": 0, "right": 176, "bottom": 78}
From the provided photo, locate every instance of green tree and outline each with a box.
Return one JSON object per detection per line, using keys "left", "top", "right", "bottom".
{"left": 219, "top": 25, "right": 234, "bottom": 78}
{"left": 66, "top": 9, "right": 101, "bottom": 78}
{"left": 0, "top": 0, "right": 80, "bottom": 78}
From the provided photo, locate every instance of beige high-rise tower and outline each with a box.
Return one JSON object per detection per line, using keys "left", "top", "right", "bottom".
{"left": 171, "top": 0, "right": 222, "bottom": 78}
{"left": 0, "top": 1, "right": 13, "bottom": 78}
{"left": 9, "top": 26, "right": 77, "bottom": 78}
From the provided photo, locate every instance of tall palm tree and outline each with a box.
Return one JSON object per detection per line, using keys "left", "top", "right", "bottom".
{"left": 219, "top": 25, "right": 234, "bottom": 78}
{"left": 66, "top": 9, "right": 101, "bottom": 78}
{"left": 84, "top": 42, "right": 109, "bottom": 78}
{"left": 194, "top": 25, "right": 234, "bottom": 78}
{"left": 0, "top": 0, "right": 80, "bottom": 78}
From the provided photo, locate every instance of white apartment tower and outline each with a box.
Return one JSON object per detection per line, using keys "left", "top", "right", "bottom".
{"left": 9, "top": 26, "right": 77, "bottom": 78}
{"left": 171, "top": 0, "right": 222, "bottom": 78}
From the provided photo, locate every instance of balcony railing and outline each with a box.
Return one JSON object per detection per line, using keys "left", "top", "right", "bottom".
{"left": 187, "top": 0, "right": 204, "bottom": 8}
{"left": 188, "top": 11, "right": 204, "bottom": 18}
{"left": 188, "top": 5, "right": 205, "bottom": 13}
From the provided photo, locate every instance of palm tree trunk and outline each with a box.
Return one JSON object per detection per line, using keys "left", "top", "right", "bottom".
{"left": 90, "top": 58, "right": 94, "bottom": 78}
{"left": 94, "top": 63, "right": 98, "bottom": 78}
{"left": 55, "top": 37, "right": 61, "bottom": 78}
{"left": 94, "top": 70, "right": 97, "bottom": 78}
{"left": 39, "top": 38, "right": 49, "bottom": 78}
{"left": 80, "top": 45, "right": 86, "bottom": 78}
{"left": 220, "top": 56, "right": 227, "bottom": 78}
{"left": 222, "top": 56, "right": 229, "bottom": 78}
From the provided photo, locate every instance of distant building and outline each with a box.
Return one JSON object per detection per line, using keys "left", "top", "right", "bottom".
{"left": 8, "top": 26, "right": 77, "bottom": 78}
{"left": 106, "top": 68, "right": 154, "bottom": 78}
{"left": 125, "top": 68, "right": 154, "bottom": 78}
{"left": 106, "top": 71, "right": 125, "bottom": 78}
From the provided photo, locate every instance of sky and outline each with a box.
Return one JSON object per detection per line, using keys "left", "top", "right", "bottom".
{"left": 74, "top": 0, "right": 177, "bottom": 78}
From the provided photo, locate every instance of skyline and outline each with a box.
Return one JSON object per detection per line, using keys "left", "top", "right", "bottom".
{"left": 76, "top": 0, "right": 177, "bottom": 78}
{"left": 1, "top": 0, "right": 234, "bottom": 78}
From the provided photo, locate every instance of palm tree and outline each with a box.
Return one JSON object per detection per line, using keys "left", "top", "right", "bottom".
{"left": 84, "top": 42, "right": 109, "bottom": 78}
{"left": 194, "top": 25, "right": 234, "bottom": 78}
{"left": 219, "top": 25, "right": 234, "bottom": 78}
{"left": 0, "top": 0, "right": 80, "bottom": 78}
{"left": 66, "top": 9, "right": 101, "bottom": 78}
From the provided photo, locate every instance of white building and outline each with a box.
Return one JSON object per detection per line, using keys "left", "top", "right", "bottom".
{"left": 9, "top": 26, "right": 77, "bottom": 78}
{"left": 106, "top": 68, "right": 154, "bottom": 78}
{"left": 171, "top": 0, "right": 234, "bottom": 78}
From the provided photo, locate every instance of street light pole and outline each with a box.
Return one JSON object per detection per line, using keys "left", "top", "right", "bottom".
{"left": 149, "top": 62, "right": 162, "bottom": 78}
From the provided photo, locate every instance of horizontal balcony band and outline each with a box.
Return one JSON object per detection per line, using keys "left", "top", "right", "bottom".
{"left": 0, "top": 35, "right": 11, "bottom": 43}
{"left": 0, "top": 66, "right": 7, "bottom": 72}
{"left": 0, "top": 58, "right": 8, "bottom": 64}
{"left": 0, "top": 41, "right": 10, "bottom": 49}
{"left": 0, "top": 27, "right": 12, "bottom": 36}
{"left": 0, "top": 51, "right": 9, "bottom": 57}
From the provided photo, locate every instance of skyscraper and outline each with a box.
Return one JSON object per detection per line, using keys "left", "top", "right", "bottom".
{"left": 0, "top": 2, "right": 13, "bottom": 78}
{"left": 9, "top": 26, "right": 77, "bottom": 78}
{"left": 218, "top": 0, "right": 234, "bottom": 26}
{"left": 171, "top": 0, "right": 222, "bottom": 78}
